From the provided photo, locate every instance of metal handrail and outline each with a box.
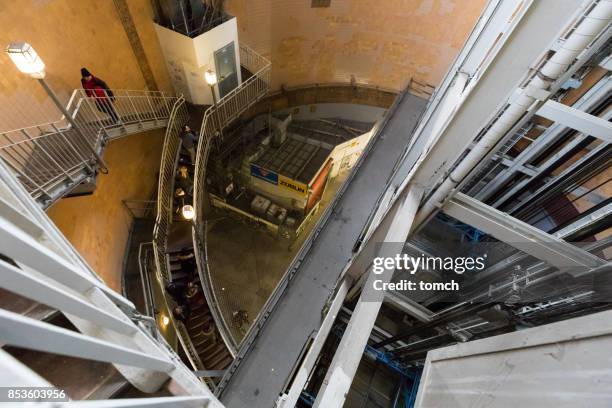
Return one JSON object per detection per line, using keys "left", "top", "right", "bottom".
{"left": 0, "top": 154, "right": 222, "bottom": 406}
{"left": 150, "top": 96, "right": 214, "bottom": 381}
{"left": 192, "top": 43, "right": 271, "bottom": 349}
{"left": 193, "top": 220, "right": 238, "bottom": 355}
{"left": 152, "top": 95, "right": 188, "bottom": 282}
{"left": 0, "top": 88, "right": 177, "bottom": 205}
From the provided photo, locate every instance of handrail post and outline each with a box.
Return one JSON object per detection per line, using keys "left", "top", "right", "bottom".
{"left": 37, "top": 79, "right": 108, "bottom": 172}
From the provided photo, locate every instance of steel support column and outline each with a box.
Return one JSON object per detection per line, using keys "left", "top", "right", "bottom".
{"left": 384, "top": 291, "right": 434, "bottom": 323}
{"left": 279, "top": 277, "right": 353, "bottom": 408}
{"left": 442, "top": 192, "right": 605, "bottom": 272}
{"left": 312, "top": 185, "right": 423, "bottom": 408}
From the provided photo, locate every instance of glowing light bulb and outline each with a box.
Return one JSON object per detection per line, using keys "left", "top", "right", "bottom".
{"left": 204, "top": 69, "right": 217, "bottom": 86}
{"left": 181, "top": 204, "right": 195, "bottom": 220}
{"left": 6, "top": 42, "right": 46, "bottom": 78}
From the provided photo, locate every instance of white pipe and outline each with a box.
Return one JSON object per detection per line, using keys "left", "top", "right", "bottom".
{"left": 414, "top": 0, "right": 612, "bottom": 227}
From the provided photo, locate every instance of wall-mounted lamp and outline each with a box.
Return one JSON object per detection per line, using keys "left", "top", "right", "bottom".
{"left": 5, "top": 42, "right": 46, "bottom": 78}
{"left": 204, "top": 69, "right": 218, "bottom": 86}
{"left": 204, "top": 69, "right": 218, "bottom": 107}
{"left": 5, "top": 42, "right": 107, "bottom": 171}
{"left": 160, "top": 315, "right": 170, "bottom": 327}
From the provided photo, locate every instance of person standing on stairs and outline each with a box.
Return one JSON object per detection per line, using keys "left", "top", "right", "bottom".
{"left": 80, "top": 68, "right": 121, "bottom": 124}
{"left": 180, "top": 125, "right": 199, "bottom": 164}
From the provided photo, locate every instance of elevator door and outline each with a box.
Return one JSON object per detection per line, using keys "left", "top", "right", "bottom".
{"left": 214, "top": 41, "right": 238, "bottom": 98}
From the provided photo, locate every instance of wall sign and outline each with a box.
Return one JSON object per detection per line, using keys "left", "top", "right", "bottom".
{"left": 279, "top": 175, "right": 308, "bottom": 196}
{"left": 251, "top": 164, "right": 278, "bottom": 185}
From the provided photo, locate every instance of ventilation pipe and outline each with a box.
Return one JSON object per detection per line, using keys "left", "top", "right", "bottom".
{"left": 413, "top": 0, "right": 612, "bottom": 227}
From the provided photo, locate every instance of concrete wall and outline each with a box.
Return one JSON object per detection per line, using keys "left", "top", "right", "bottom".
{"left": 0, "top": 0, "right": 173, "bottom": 130}
{"left": 46, "top": 130, "right": 165, "bottom": 292}
{"left": 243, "top": 85, "right": 399, "bottom": 122}
{"left": 225, "top": 0, "right": 487, "bottom": 90}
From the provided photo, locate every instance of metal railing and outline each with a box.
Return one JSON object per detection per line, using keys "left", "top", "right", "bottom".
{"left": 192, "top": 44, "right": 271, "bottom": 348}
{"left": 123, "top": 199, "right": 157, "bottom": 220}
{"left": 213, "top": 84, "right": 417, "bottom": 394}
{"left": 0, "top": 88, "right": 177, "bottom": 206}
{"left": 152, "top": 95, "right": 189, "bottom": 283}
{"left": 150, "top": 97, "right": 218, "bottom": 386}
{"left": 0, "top": 148, "right": 223, "bottom": 406}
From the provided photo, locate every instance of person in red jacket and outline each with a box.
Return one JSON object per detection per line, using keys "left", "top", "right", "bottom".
{"left": 80, "top": 68, "right": 120, "bottom": 124}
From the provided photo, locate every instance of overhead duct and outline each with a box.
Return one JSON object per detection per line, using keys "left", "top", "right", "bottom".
{"left": 414, "top": 0, "right": 612, "bottom": 227}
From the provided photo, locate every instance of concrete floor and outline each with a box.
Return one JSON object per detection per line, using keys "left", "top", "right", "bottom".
{"left": 206, "top": 172, "right": 349, "bottom": 342}
{"left": 220, "top": 92, "right": 427, "bottom": 408}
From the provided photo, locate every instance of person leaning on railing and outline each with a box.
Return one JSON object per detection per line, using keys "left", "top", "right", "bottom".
{"left": 180, "top": 125, "right": 199, "bottom": 164}
{"left": 80, "top": 67, "right": 121, "bottom": 124}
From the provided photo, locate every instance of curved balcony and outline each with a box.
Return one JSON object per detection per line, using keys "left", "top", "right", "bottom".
{"left": 192, "top": 44, "right": 271, "bottom": 349}
{"left": 0, "top": 89, "right": 177, "bottom": 207}
{"left": 151, "top": 96, "right": 232, "bottom": 383}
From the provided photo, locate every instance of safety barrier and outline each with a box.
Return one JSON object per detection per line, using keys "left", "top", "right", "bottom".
{"left": 149, "top": 97, "right": 212, "bottom": 379}
{"left": 192, "top": 44, "right": 271, "bottom": 349}
{"left": 0, "top": 89, "right": 177, "bottom": 207}
{"left": 0, "top": 146, "right": 223, "bottom": 406}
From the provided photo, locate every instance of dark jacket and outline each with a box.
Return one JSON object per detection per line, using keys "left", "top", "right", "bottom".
{"left": 180, "top": 131, "right": 198, "bottom": 149}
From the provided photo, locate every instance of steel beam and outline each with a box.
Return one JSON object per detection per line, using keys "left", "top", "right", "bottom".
{"left": 443, "top": 192, "right": 606, "bottom": 272}
{"left": 505, "top": 142, "right": 610, "bottom": 214}
{"left": 475, "top": 71, "right": 611, "bottom": 202}
{"left": 0, "top": 309, "right": 174, "bottom": 373}
{"left": 0, "top": 216, "right": 104, "bottom": 295}
{"left": 0, "top": 260, "right": 136, "bottom": 336}
{"left": 409, "top": 0, "right": 579, "bottom": 189}
{"left": 0, "top": 139, "right": 135, "bottom": 312}
{"left": 537, "top": 99, "right": 612, "bottom": 143}
{"left": 552, "top": 201, "right": 612, "bottom": 239}
{"left": 313, "top": 185, "right": 423, "bottom": 408}
{"left": 279, "top": 277, "right": 352, "bottom": 408}
{"left": 384, "top": 291, "right": 434, "bottom": 323}
{"left": 0, "top": 195, "right": 43, "bottom": 238}
{"left": 0, "top": 348, "right": 51, "bottom": 387}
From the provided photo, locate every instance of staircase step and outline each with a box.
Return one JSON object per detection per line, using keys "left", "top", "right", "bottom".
{"left": 171, "top": 272, "right": 189, "bottom": 281}
{"left": 196, "top": 340, "right": 219, "bottom": 356}
{"left": 188, "top": 316, "right": 212, "bottom": 331}
{"left": 203, "top": 344, "right": 231, "bottom": 369}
